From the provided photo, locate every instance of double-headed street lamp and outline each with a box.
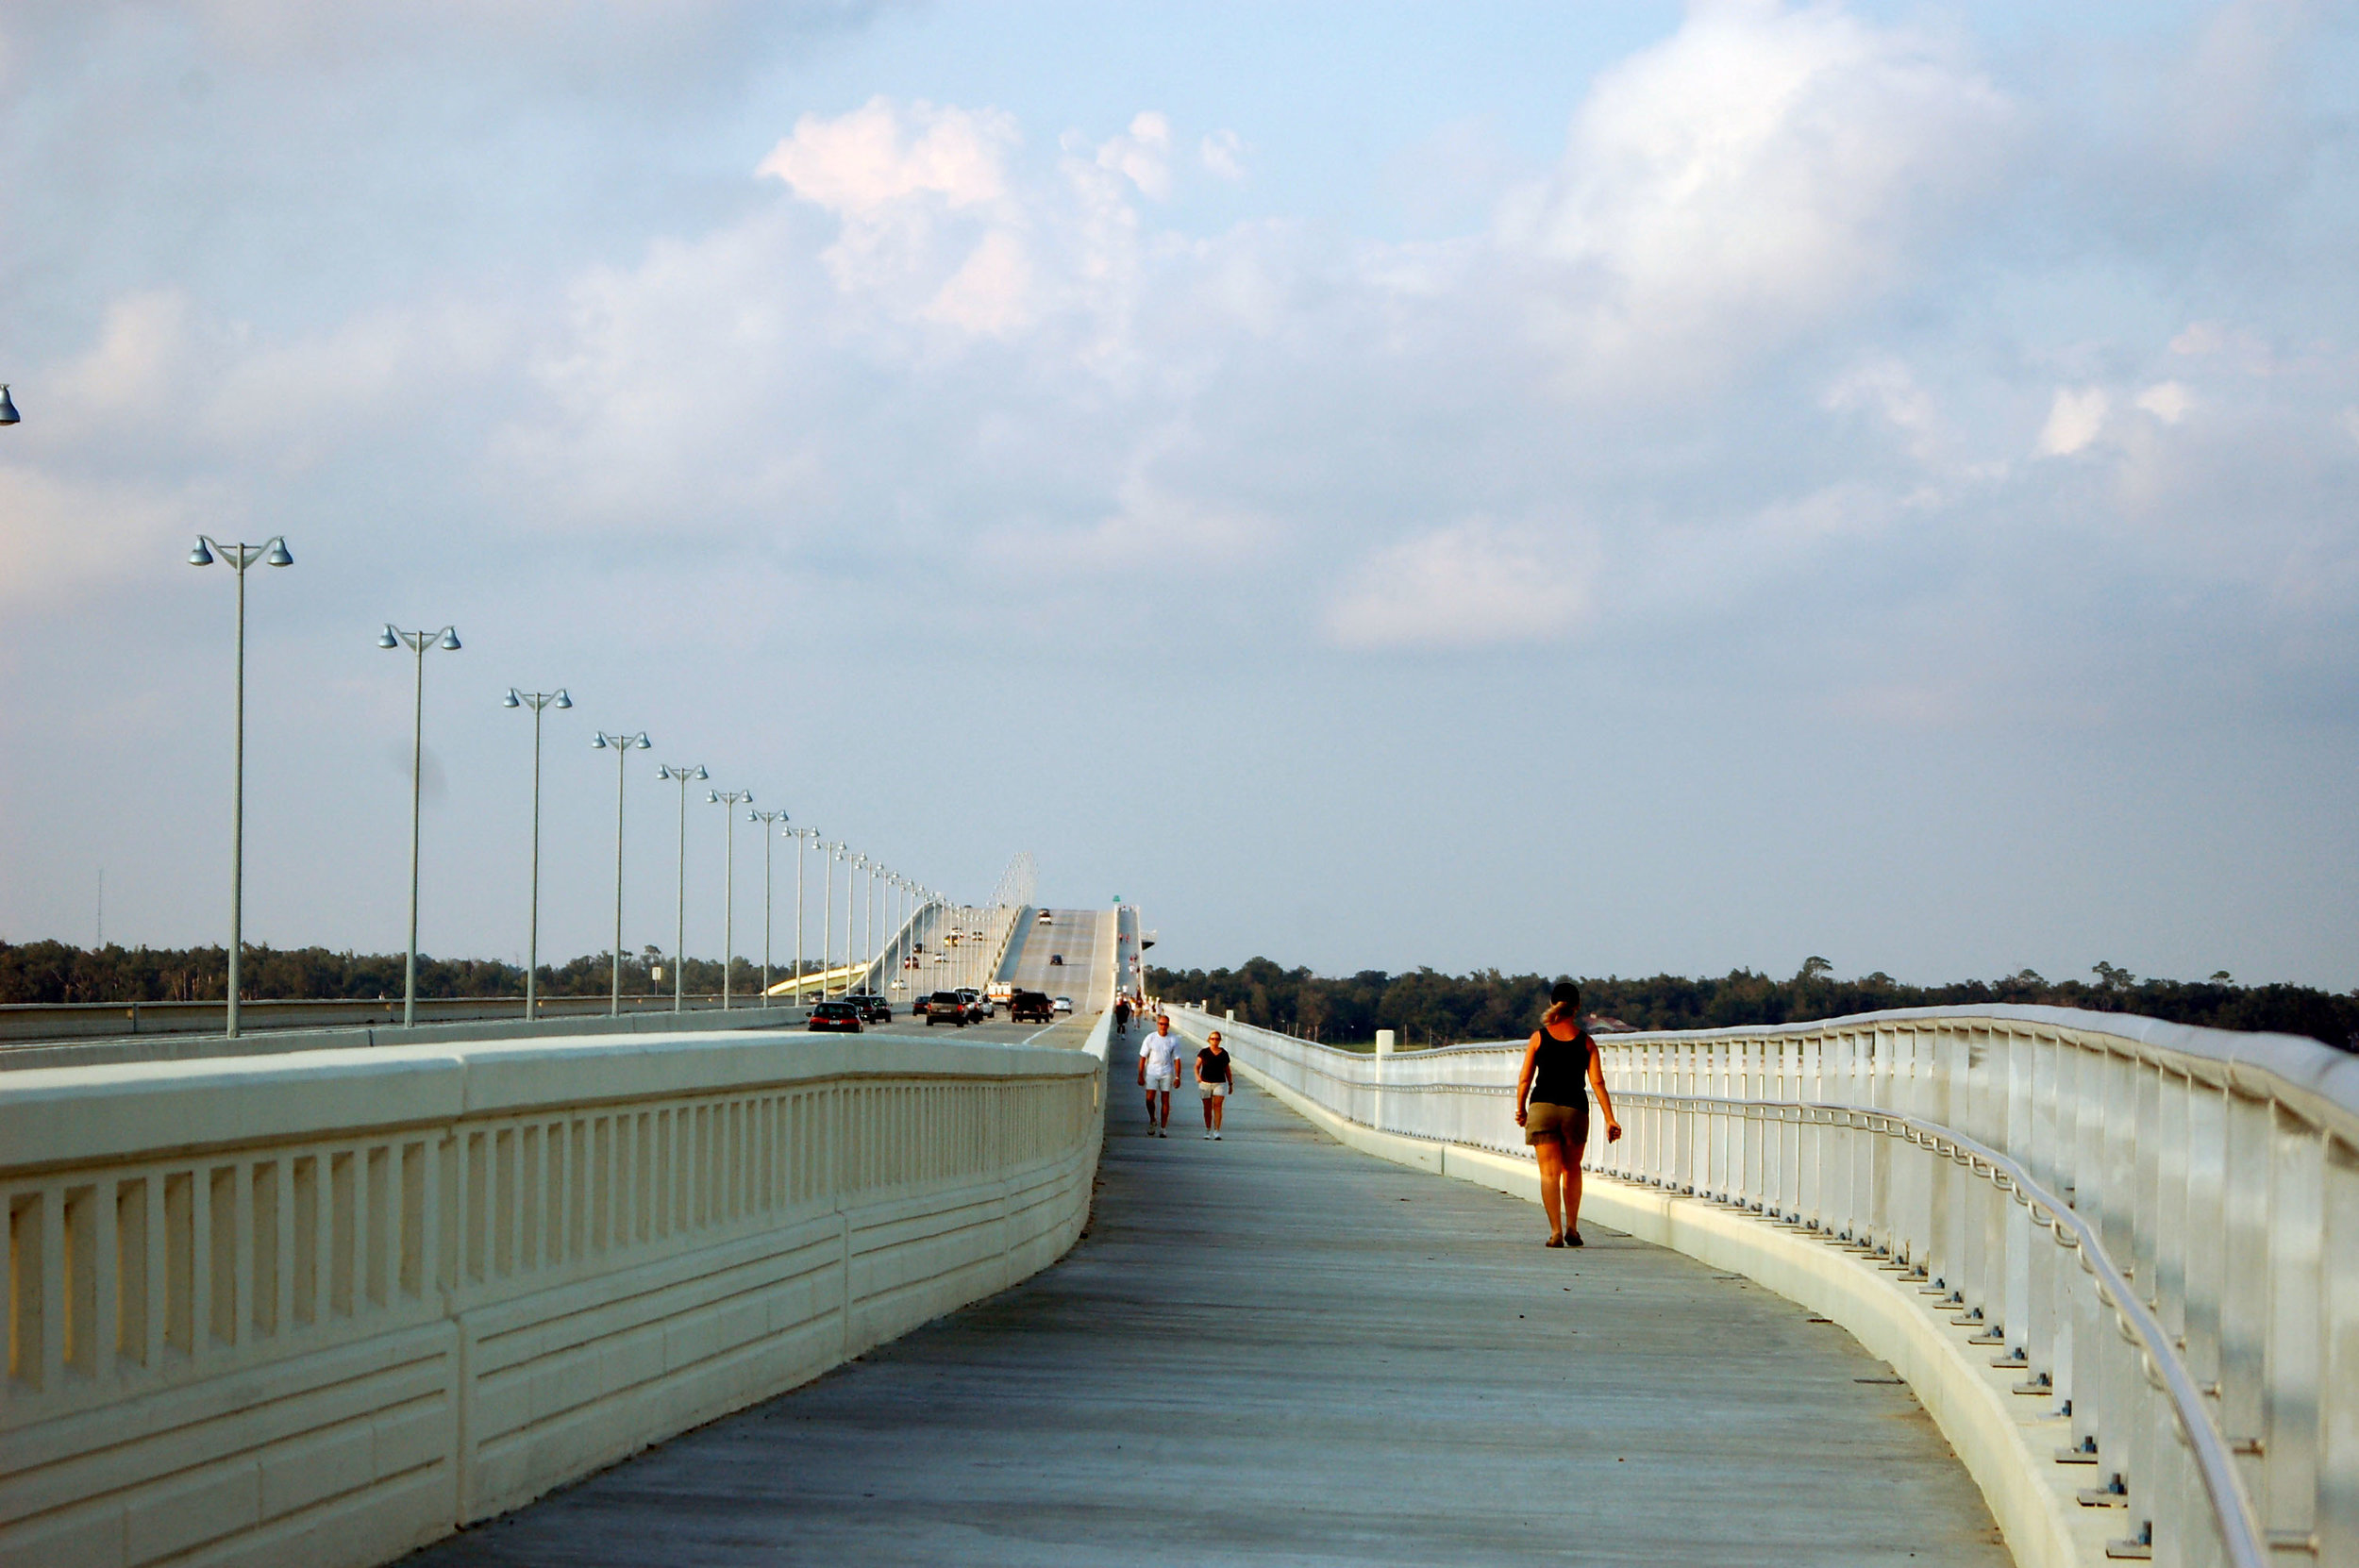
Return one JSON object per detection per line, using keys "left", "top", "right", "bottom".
{"left": 749, "top": 809, "right": 788, "bottom": 999}
{"left": 817, "top": 841, "right": 839, "bottom": 998}
{"left": 788, "top": 826, "right": 818, "bottom": 1000}
{"left": 188, "top": 534, "right": 293, "bottom": 1037}
{"left": 659, "top": 763, "right": 708, "bottom": 1011}
{"left": 503, "top": 688, "right": 571, "bottom": 1019}
{"left": 590, "top": 729, "right": 651, "bottom": 1014}
{"left": 707, "top": 787, "right": 751, "bottom": 1009}
{"left": 378, "top": 624, "right": 461, "bottom": 1028}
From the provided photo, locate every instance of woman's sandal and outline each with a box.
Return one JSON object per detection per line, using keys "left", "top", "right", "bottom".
{"left": 1545, "top": 1235, "right": 1564, "bottom": 1248}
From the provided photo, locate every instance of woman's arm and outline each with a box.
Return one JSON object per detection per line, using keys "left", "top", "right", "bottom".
{"left": 1587, "top": 1043, "right": 1620, "bottom": 1139}
{"left": 1514, "top": 1032, "right": 1541, "bottom": 1126}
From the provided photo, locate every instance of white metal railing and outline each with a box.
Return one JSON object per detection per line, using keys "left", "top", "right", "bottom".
{"left": 1172, "top": 1004, "right": 2359, "bottom": 1568}
{"left": 1, "top": 1026, "right": 1106, "bottom": 1565}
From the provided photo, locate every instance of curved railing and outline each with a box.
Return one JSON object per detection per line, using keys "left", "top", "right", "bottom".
{"left": 1173, "top": 1003, "right": 2359, "bottom": 1568}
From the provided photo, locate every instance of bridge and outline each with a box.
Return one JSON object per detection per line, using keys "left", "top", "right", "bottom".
{"left": 1, "top": 902, "right": 2351, "bottom": 1568}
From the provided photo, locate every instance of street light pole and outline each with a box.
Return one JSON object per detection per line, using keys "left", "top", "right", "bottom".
{"left": 791, "top": 826, "right": 815, "bottom": 1001}
{"left": 750, "top": 809, "right": 788, "bottom": 1000}
{"left": 708, "top": 789, "right": 751, "bottom": 1009}
{"left": 845, "top": 850, "right": 863, "bottom": 997}
{"left": 819, "top": 842, "right": 838, "bottom": 999}
{"left": 379, "top": 624, "right": 461, "bottom": 1028}
{"left": 659, "top": 763, "right": 708, "bottom": 1011}
{"left": 590, "top": 729, "right": 651, "bottom": 1014}
{"left": 188, "top": 534, "right": 293, "bottom": 1038}
{"left": 504, "top": 688, "right": 572, "bottom": 1019}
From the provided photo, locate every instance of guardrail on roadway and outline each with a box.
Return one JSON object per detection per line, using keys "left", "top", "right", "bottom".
{"left": 1, "top": 992, "right": 788, "bottom": 1045}
{"left": 1174, "top": 1004, "right": 2358, "bottom": 1568}
{"left": 0, "top": 1010, "right": 1115, "bottom": 1568}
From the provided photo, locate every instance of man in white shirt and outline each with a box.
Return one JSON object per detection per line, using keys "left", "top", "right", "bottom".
{"left": 1136, "top": 1013, "right": 1185, "bottom": 1137}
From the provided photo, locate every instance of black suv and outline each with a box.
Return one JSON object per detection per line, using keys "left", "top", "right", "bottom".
{"left": 1007, "top": 989, "right": 1054, "bottom": 1023}
{"left": 924, "top": 992, "right": 969, "bottom": 1026}
{"left": 845, "top": 993, "right": 890, "bottom": 1024}
{"left": 807, "top": 1000, "right": 863, "bottom": 1033}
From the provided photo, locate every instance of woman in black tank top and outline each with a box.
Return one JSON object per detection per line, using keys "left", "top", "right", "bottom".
{"left": 1514, "top": 981, "right": 1622, "bottom": 1247}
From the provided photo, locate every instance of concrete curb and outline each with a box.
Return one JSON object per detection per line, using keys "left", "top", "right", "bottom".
{"left": 1228, "top": 1054, "right": 2107, "bottom": 1568}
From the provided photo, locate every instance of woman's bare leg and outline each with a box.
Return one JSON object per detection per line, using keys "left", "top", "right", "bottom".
{"left": 1211, "top": 1095, "right": 1226, "bottom": 1131}
{"left": 1533, "top": 1139, "right": 1565, "bottom": 1240}
{"left": 1564, "top": 1148, "right": 1586, "bottom": 1238}
{"left": 1202, "top": 1093, "right": 1215, "bottom": 1129}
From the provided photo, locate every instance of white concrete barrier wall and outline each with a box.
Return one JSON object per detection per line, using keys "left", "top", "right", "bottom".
{"left": 1, "top": 1016, "right": 1114, "bottom": 1568}
{"left": 1175, "top": 1004, "right": 2359, "bottom": 1568}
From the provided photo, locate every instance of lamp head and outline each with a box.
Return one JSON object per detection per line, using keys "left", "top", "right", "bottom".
{"left": 503, "top": 689, "right": 522, "bottom": 708}
{"left": 554, "top": 691, "right": 572, "bottom": 709}
{"left": 592, "top": 733, "right": 609, "bottom": 749}
{"left": 263, "top": 539, "right": 293, "bottom": 567}
{"left": 438, "top": 627, "right": 461, "bottom": 651}
{"left": 706, "top": 790, "right": 720, "bottom": 804}
{"left": 0, "top": 385, "right": 18, "bottom": 425}
{"left": 188, "top": 540, "right": 215, "bottom": 567}
{"left": 694, "top": 765, "right": 709, "bottom": 780}
{"left": 634, "top": 734, "right": 651, "bottom": 749}
{"left": 378, "top": 626, "right": 400, "bottom": 649}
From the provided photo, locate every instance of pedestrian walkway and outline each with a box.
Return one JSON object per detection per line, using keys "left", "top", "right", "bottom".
{"left": 404, "top": 1048, "right": 2009, "bottom": 1566}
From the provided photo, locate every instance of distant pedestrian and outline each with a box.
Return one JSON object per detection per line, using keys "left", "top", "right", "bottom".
{"left": 1195, "top": 1030, "right": 1233, "bottom": 1139}
{"left": 1137, "top": 1013, "right": 1184, "bottom": 1136}
{"left": 1514, "top": 981, "right": 1621, "bottom": 1247}
{"left": 1113, "top": 996, "right": 1132, "bottom": 1036}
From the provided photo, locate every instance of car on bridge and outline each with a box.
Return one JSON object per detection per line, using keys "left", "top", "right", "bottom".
{"left": 1052, "top": 995, "right": 1072, "bottom": 1014}
{"left": 806, "top": 1001, "right": 863, "bottom": 1033}
{"left": 1008, "top": 989, "right": 1054, "bottom": 1023}
{"left": 1048, "top": 954, "right": 1063, "bottom": 967}
{"left": 846, "top": 993, "right": 890, "bottom": 1024}
{"left": 1035, "top": 909, "right": 1053, "bottom": 924}
{"left": 923, "top": 992, "right": 969, "bottom": 1026}
{"left": 956, "top": 987, "right": 990, "bottom": 1021}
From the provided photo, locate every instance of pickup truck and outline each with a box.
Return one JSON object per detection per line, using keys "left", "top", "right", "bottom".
{"left": 1007, "top": 989, "right": 1054, "bottom": 1024}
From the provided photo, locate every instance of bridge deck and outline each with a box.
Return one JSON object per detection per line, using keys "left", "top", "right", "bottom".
{"left": 406, "top": 1043, "right": 2007, "bottom": 1566}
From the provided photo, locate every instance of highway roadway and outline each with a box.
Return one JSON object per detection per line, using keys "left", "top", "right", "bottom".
{"left": 995, "top": 907, "right": 1115, "bottom": 1014}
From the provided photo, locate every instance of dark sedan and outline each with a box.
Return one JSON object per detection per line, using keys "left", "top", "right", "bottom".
{"left": 807, "top": 1001, "right": 864, "bottom": 1033}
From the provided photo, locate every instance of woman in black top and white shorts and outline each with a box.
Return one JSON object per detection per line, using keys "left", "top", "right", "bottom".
{"left": 1195, "top": 1031, "right": 1232, "bottom": 1139}
{"left": 1514, "top": 981, "right": 1620, "bottom": 1247}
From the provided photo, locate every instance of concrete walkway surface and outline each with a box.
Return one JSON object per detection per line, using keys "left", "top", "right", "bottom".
{"left": 405, "top": 1041, "right": 2009, "bottom": 1566}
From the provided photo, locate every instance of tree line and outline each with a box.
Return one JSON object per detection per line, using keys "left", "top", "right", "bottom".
{"left": 0, "top": 941, "right": 798, "bottom": 1006}
{"left": 1145, "top": 955, "right": 2359, "bottom": 1053}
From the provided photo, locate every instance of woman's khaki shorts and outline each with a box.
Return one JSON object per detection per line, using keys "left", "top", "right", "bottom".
{"left": 1525, "top": 1099, "right": 1590, "bottom": 1148}
{"left": 1199, "top": 1080, "right": 1229, "bottom": 1098}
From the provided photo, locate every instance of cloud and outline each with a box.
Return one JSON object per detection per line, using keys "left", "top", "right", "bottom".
{"left": 1199, "top": 129, "right": 1246, "bottom": 181}
{"left": 1095, "top": 111, "right": 1173, "bottom": 200}
{"left": 1323, "top": 520, "right": 1595, "bottom": 650}
{"left": 1497, "top": 0, "right": 2012, "bottom": 392}
{"left": 2036, "top": 386, "right": 2109, "bottom": 456}
{"left": 2134, "top": 381, "right": 2193, "bottom": 425}
{"left": 757, "top": 96, "right": 1014, "bottom": 215}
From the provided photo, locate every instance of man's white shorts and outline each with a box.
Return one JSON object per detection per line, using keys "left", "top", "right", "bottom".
{"left": 1144, "top": 1071, "right": 1175, "bottom": 1092}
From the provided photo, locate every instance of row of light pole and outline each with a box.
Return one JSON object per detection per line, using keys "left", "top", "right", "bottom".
{"left": 187, "top": 529, "right": 957, "bottom": 1035}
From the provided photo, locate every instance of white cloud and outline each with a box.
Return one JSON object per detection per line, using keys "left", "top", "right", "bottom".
{"left": 2036, "top": 386, "right": 2109, "bottom": 456}
{"left": 1323, "top": 520, "right": 1594, "bottom": 650}
{"left": 757, "top": 96, "right": 1015, "bottom": 215}
{"left": 1824, "top": 357, "right": 1942, "bottom": 460}
{"left": 1200, "top": 128, "right": 1246, "bottom": 181}
{"left": 1096, "top": 111, "right": 1173, "bottom": 201}
{"left": 2134, "top": 380, "right": 2193, "bottom": 425}
{"left": 1498, "top": 0, "right": 2011, "bottom": 392}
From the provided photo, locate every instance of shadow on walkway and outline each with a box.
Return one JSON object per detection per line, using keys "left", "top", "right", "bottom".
{"left": 408, "top": 1043, "right": 2008, "bottom": 1566}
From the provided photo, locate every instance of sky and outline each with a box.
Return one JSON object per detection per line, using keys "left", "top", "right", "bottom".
{"left": 2, "top": 0, "right": 2356, "bottom": 991}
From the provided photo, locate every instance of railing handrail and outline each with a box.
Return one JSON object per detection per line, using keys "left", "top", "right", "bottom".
{"left": 1612, "top": 1084, "right": 2269, "bottom": 1568}
{"left": 1216, "top": 1002, "right": 2359, "bottom": 1144}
